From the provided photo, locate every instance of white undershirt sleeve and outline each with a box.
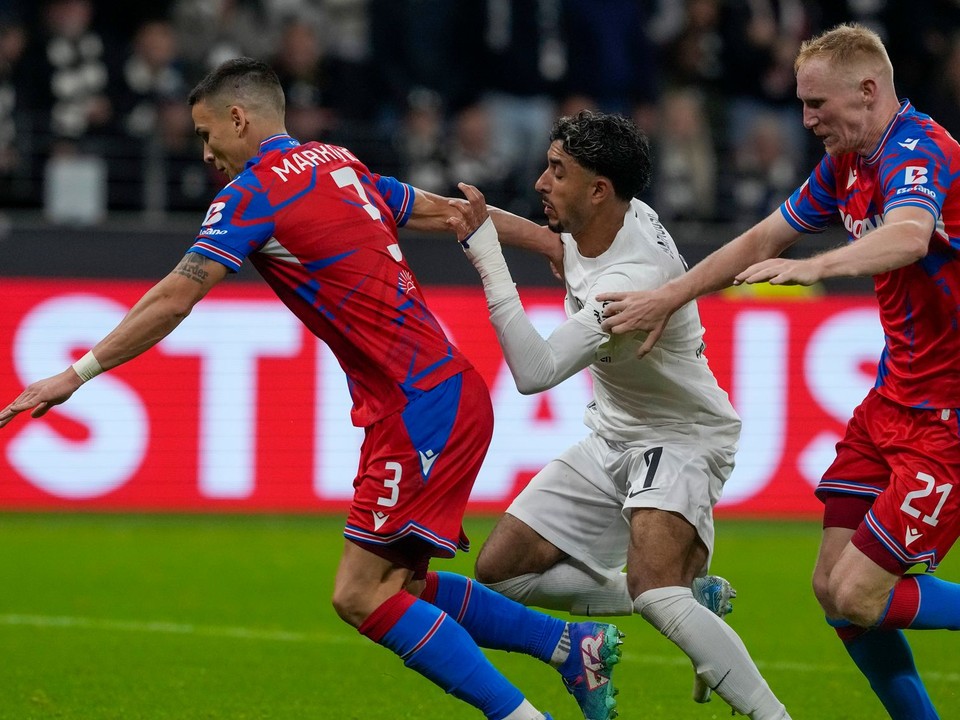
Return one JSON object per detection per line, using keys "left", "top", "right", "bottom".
{"left": 462, "top": 217, "right": 604, "bottom": 394}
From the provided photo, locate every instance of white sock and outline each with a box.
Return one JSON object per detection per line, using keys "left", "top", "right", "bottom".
{"left": 635, "top": 586, "right": 790, "bottom": 720}
{"left": 548, "top": 623, "right": 571, "bottom": 667}
{"left": 502, "top": 698, "right": 544, "bottom": 720}
{"left": 483, "top": 560, "right": 634, "bottom": 616}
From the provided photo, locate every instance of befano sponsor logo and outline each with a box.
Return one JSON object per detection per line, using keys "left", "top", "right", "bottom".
{"left": 896, "top": 184, "right": 937, "bottom": 200}
{"left": 840, "top": 210, "right": 884, "bottom": 238}
{"left": 201, "top": 228, "right": 229, "bottom": 235}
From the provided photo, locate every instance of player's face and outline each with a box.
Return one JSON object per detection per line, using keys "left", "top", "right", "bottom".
{"left": 534, "top": 140, "right": 595, "bottom": 235}
{"left": 797, "top": 57, "right": 872, "bottom": 156}
{"left": 191, "top": 99, "right": 247, "bottom": 179}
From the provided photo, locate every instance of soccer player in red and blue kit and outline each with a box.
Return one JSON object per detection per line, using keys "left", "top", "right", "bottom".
{"left": 0, "top": 58, "right": 624, "bottom": 720}
{"left": 599, "top": 24, "right": 960, "bottom": 719}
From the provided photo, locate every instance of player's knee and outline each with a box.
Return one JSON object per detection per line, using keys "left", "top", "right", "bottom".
{"left": 474, "top": 546, "right": 511, "bottom": 585}
{"left": 829, "top": 576, "right": 885, "bottom": 627}
{"left": 811, "top": 566, "right": 836, "bottom": 614}
{"left": 330, "top": 585, "right": 369, "bottom": 628}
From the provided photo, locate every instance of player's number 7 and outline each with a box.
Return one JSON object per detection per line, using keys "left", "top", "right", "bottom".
{"left": 332, "top": 166, "right": 382, "bottom": 221}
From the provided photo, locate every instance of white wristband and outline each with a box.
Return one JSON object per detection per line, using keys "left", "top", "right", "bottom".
{"left": 72, "top": 350, "right": 104, "bottom": 383}
{"left": 460, "top": 217, "right": 518, "bottom": 307}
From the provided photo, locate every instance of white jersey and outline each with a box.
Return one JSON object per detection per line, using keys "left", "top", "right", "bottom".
{"left": 559, "top": 199, "right": 740, "bottom": 443}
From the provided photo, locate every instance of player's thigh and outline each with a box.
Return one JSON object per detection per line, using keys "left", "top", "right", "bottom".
{"left": 829, "top": 392, "right": 960, "bottom": 575}
{"left": 620, "top": 436, "right": 731, "bottom": 570}
{"left": 475, "top": 512, "right": 568, "bottom": 582}
{"left": 505, "top": 435, "right": 630, "bottom": 575}
{"left": 812, "top": 526, "right": 856, "bottom": 614}
{"left": 627, "top": 508, "right": 706, "bottom": 593}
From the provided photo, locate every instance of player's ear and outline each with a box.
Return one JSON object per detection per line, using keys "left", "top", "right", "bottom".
{"left": 592, "top": 176, "right": 614, "bottom": 203}
{"left": 230, "top": 105, "right": 246, "bottom": 134}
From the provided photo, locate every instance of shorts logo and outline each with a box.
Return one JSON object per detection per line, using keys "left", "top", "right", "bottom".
{"left": 905, "top": 527, "right": 922, "bottom": 546}
{"left": 419, "top": 449, "right": 438, "bottom": 478}
{"left": 904, "top": 166, "right": 928, "bottom": 185}
{"left": 373, "top": 510, "right": 389, "bottom": 530}
{"left": 202, "top": 201, "right": 227, "bottom": 227}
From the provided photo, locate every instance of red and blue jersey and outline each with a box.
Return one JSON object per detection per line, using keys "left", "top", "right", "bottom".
{"left": 781, "top": 101, "right": 960, "bottom": 410}
{"left": 189, "top": 134, "right": 472, "bottom": 427}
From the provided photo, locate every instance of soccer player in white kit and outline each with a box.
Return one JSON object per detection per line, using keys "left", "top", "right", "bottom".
{"left": 444, "top": 111, "right": 791, "bottom": 719}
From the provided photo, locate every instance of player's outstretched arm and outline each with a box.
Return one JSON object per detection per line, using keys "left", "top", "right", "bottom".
{"left": 403, "top": 183, "right": 563, "bottom": 270}
{"left": 598, "top": 210, "right": 799, "bottom": 354}
{"left": 404, "top": 186, "right": 466, "bottom": 233}
{"left": 0, "top": 253, "right": 228, "bottom": 429}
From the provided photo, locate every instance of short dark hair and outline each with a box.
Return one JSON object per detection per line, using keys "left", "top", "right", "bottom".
{"left": 550, "top": 111, "right": 652, "bottom": 200}
{"left": 188, "top": 57, "right": 285, "bottom": 115}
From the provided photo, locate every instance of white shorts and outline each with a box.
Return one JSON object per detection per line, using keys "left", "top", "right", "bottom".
{"left": 506, "top": 429, "right": 736, "bottom": 576}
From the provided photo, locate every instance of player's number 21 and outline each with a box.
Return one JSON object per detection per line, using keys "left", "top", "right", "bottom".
{"left": 901, "top": 471, "right": 951, "bottom": 527}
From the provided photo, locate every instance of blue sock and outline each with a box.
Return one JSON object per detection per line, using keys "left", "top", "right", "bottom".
{"left": 424, "top": 571, "right": 566, "bottom": 663}
{"left": 832, "top": 619, "right": 939, "bottom": 720}
{"left": 360, "top": 591, "right": 525, "bottom": 720}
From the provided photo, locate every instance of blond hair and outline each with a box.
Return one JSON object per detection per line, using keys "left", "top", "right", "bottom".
{"left": 795, "top": 23, "right": 893, "bottom": 83}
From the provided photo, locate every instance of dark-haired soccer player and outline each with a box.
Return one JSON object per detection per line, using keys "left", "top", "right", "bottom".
{"left": 0, "top": 57, "right": 624, "bottom": 720}
{"left": 441, "top": 110, "right": 790, "bottom": 719}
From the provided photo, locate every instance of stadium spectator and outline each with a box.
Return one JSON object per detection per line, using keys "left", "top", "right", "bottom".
{"left": 111, "top": 18, "right": 189, "bottom": 210}
{"left": 270, "top": 15, "right": 337, "bottom": 142}
{"left": 560, "top": 0, "right": 659, "bottom": 128}
{"left": 466, "top": 0, "right": 569, "bottom": 219}
{"left": 18, "top": 0, "right": 115, "bottom": 157}
{"left": 0, "top": 17, "right": 26, "bottom": 204}
{"left": 444, "top": 102, "right": 513, "bottom": 211}
{"left": 443, "top": 110, "right": 790, "bottom": 719}
{"left": 391, "top": 86, "right": 446, "bottom": 194}
{"left": 0, "top": 57, "right": 628, "bottom": 720}
{"left": 728, "top": 112, "right": 799, "bottom": 227}
{"left": 718, "top": 0, "right": 813, "bottom": 167}
{"left": 651, "top": 87, "right": 718, "bottom": 222}
{"left": 170, "top": 0, "right": 274, "bottom": 79}
{"left": 599, "top": 24, "right": 960, "bottom": 719}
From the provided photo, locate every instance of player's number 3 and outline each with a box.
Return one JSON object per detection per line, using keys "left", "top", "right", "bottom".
{"left": 377, "top": 462, "right": 402, "bottom": 508}
{"left": 332, "top": 166, "right": 382, "bottom": 221}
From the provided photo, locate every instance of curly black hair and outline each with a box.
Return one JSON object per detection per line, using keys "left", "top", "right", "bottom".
{"left": 549, "top": 110, "right": 652, "bottom": 200}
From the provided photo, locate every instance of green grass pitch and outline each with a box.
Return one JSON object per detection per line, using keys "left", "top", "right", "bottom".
{"left": 1, "top": 513, "right": 957, "bottom": 719}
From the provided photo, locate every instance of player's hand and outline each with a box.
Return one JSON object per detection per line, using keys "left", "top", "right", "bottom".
{"left": 597, "top": 289, "right": 676, "bottom": 358}
{"left": 0, "top": 368, "right": 84, "bottom": 429}
{"left": 446, "top": 183, "right": 489, "bottom": 243}
{"left": 734, "top": 257, "right": 821, "bottom": 286}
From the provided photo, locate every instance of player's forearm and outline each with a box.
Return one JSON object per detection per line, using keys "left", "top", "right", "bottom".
{"left": 462, "top": 217, "right": 591, "bottom": 393}
{"left": 86, "top": 277, "right": 199, "bottom": 373}
{"left": 489, "top": 302, "right": 596, "bottom": 394}
{"left": 404, "top": 187, "right": 460, "bottom": 233}
{"left": 809, "top": 218, "right": 929, "bottom": 279}
{"left": 488, "top": 207, "right": 563, "bottom": 264}
{"left": 667, "top": 214, "right": 797, "bottom": 304}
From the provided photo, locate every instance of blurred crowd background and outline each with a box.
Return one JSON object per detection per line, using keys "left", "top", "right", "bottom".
{"left": 3, "top": 0, "right": 960, "bottom": 228}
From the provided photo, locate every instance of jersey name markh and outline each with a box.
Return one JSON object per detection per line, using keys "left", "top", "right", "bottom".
{"left": 271, "top": 144, "right": 361, "bottom": 182}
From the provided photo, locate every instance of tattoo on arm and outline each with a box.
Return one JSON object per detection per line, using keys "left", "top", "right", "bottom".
{"left": 175, "top": 253, "right": 211, "bottom": 285}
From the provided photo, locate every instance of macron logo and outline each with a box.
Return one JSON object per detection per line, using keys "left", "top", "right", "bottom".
{"left": 904, "top": 166, "right": 929, "bottom": 185}
{"left": 905, "top": 527, "right": 922, "bottom": 547}
{"left": 846, "top": 169, "right": 858, "bottom": 189}
{"left": 419, "top": 450, "right": 439, "bottom": 478}
{"left": 898, "top": 138, "right": 920, "bottom": 151}
{"left": 373, "top": 511, "right": 389, "bottom": 531}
